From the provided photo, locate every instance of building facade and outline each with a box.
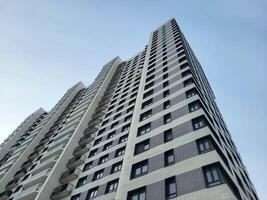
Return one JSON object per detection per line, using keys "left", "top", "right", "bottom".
{"left": 0, "top": 19, "right": 258, "bottom": 200}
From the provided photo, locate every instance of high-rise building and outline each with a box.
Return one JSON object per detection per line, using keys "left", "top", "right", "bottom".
{"left": 0, "top": 19, "right": 258, "bottom": 200}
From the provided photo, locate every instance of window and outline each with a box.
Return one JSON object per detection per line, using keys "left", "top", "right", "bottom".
{"left": 181, "top": 69, "right": 191, "bottom": 77}
{"left": 124, "top": 114, "right": 132, "bottom": 122}
{"left": 119, "top": 135, "right": 128, "bottom": 143}
{"left": 145, "top": 81, "right": 154, "bottom": 90}
{"left": 127, "top": 187, "right": 146, "bottom": 200}
{"left": 189, "top": 101, "right": 201, "bottom": 112}
{"left": 139, "top": 110, "right": 152, "bottom": 121}
{"left": 117, "top": 106, "right": 123, "bottom": 112}
{"left": 135, "top": 139, "right": 150, "bottom": 155}
{"left": 105, "top": 179, "right": 119, "bottom": 193}
{"left": 164, "top": 129, "right": 173, "bottom": 143}
{"left": 103, "top": 142, "right": 113, "bottom": 151}
{"left": 137, "top": 123, "right": 151, "bottom": 136}
{"left": 115, "top": 147, "right": 126, "bottom": 157}
{"left": 76, "top": 176, "right": 87, "bottom": 188}
{"left": 71, "top": 194, "right": 81, "bottom": 200}
{"left": 111, "top": 161, "right": 123, "bottom": 174}
{"left": 198, "top": 137, "right": 213, "bottom": 153}
{"left": 163, "top": 81, "right": 169, "bottom": 88}
{"left": 186, "top": 88, "right": 197, "bottom": 98}
{"left": 107, "top": 131, "right": 116, "bottom": 139}
{"left": 165, "top": 150, "right": 175, "bottom": 166}
{"left": 165, "top": 177, "right": 177, "bottom": 199}
{"left": 127, "top": 106, "right": 134, "bottom": 113}
{"left": 204, "top": 165, "right": 224, "bottom": 187}
{"left": 86, "top": 187, "right": 98, "bottom": 199}
{"left": 102, "top": 120, "right": 109, "bottom": 126}
{"left": 22, "top": 174, "right": 30, "bottom": 181}
{"left": 98, "top": 128, "right": 105, "bottom": 135}
{"left": 131, "top": 160, "right": 148, "bottom": 179}
{"left": 111, "top": 121, "right": 119, "bottom": 129}
{"left": 14, "top": 185, "right": 22, "bottom": 193}
{"left": 143, "top": 89, "right": 153, "bottom": 99}
{"left": 163, "top": 72, "right": 169, "bottom": 80}
{"left": 83, "top": 161, "right": 93, "bottom": 172}
{"left": 163, "top": 90, "right": 170, "bottom": 98}
{"left": 163, "top": 100, "right": 171, "bottom": 109}
{"left": 184, "top": 78, "right": 193, "bottom": 87}
{"left": 88, "top": 149, "right": 97, "bottom": 158}
{"left": 114, "top": 113, "right": 121, "bottom": 120}
{"left": 98, "top": 154, "right": 108, "bottom": 164}
{"left": 122, "top": 124, "right": 130, "bottom": 132}
{"left": 129, "top": 99, "right": 136, "bottom": 105}
{"left": 94, "top": 138, "right": 102, "bottom": 146}
{"left": 143, "top": 99, "right": 154, "bottom": 110}
{"left": 93, "top": 169, "right": 104, "bottom": 181}
{"left": 193, "top": 117, "right": 206, "bottom": 130}
{"left": 164, "top": 113, "right": 172, "bottom": 124}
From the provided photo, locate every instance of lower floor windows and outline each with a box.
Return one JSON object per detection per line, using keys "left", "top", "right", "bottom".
{"left": 197, "top": 137, "right": 213, "bottom": 153}
{"left": 204, "top": 165, "right": 224, "bottom": 187}
{"left": 192, "top": 116, "right": 206, "bottom": 130}
{"left": 86, "top": 187, "right": 98, "bottom": 199}
{"left": 71, "top": 194, "right": 81, "bottom": 200}
{"left": 127, "top": 186, "right": 146, "bottom": 200}
{"left": 165, "top": 177, "right": 177, "bottom": 199}
{"left": 105, "top": 179, "right": 119, "bottom": 193}
{"left": 165, "top": 149, "right": 175, "bottom": 166}
{"left": 131, "top": 160, "right": 148, "bottom": 179}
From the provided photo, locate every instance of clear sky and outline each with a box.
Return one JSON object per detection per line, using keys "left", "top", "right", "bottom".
{"left": 0, "top": 0, "right": 266, "bottom": 199}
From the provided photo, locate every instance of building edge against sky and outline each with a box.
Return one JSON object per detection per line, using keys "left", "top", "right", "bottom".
{"left": 0, "top": 19, "right": 259, "bottom": 200}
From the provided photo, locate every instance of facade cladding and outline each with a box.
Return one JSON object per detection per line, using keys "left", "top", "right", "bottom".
{"left": 0, "top": 19, "right": 258, "bottom": 200}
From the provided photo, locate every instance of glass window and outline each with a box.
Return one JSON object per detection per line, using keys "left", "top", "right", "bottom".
{"left": 76, "top": 176, "right": 87, "bottom": 188}
{"left": 71, "top": 194, "right": 81, "bottom": 200}
{"left": 165, "top": 150, "right": 175, "bottom": 166}
{"left": 140, "top": 110, "right": 152, "bottom": 121}
{"left": 98, "top": 154, "right": 109, "bottom": 165}
{"left": 165, "top": 177, "right": 177, "bottom": 199}
{"left": 93, "top": 169, "right": 104, "bottom": 181}
{"left": 163, "top": 90, "right": 170, "bottom": 98}
{"left": 131, "top": 160, "right": 148, "bottom": 179}
{"left": 83, "top": 161, "right": 93, "bottom": 172}
{"left": 198, "top": 137, "right": 213, "bottom": 153}
{"left": 86, "top": 187, "right": 98, "bottom": 199}
{"left": 193, "top": 117, "right": 206, "bottom": 130}
{"left": 137, "top": 123, "right": 151, "bottom": 136}
{"left": 164, "top": 129, "right": 173, "bottom": 143}
{"left": 105, "top": 179, "right": 119, "bottom": 193}
{"left": 111, "top": 161, "right": 123, "bottom": 174}
{"left": 163, "top": 100, "right": 171, "bottom": 109}
{"left": 164, "top": 113, "right": 172, "bottom": 124}
{"left": 135, "top": 139, "right": 150, "bottom": 155}
{"left": 115, "top": 147, "right": 126, "bottom": 157}
{"left": 127, "top": 187, "right": 146, "bottom": 200}
{"left": 189, "top": 101, "right": 201, "bottom": 112}
{"left": 204, "top": 165, "right": 224, "bottom": 187}
{"left": 103, "top": 142, "right": 113, "bottom": 151}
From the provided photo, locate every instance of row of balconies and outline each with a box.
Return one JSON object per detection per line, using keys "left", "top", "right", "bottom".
{"left": 50, "top": 70, "right": 123, "bottom": 199}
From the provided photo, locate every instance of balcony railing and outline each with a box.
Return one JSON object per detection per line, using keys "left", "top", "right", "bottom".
{"left": 59, "top": 168, "right": 81, "bottom": 184}
{"left": 73, "top": 144, "right": 92, "bottom": 156}
{"left": 50, "top": 183, "right": 74, "bottom": 200}
{"left": 67, "top": 155, "right": 86, "bottom": 169}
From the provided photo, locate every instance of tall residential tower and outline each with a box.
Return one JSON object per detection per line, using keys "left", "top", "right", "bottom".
{"left": 0, "top": 19, "right": 258, "bottom": 200}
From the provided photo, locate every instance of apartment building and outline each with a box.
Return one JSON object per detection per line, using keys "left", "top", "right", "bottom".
{"left": 0, "top": 19, "right": 258, "bottom": 200}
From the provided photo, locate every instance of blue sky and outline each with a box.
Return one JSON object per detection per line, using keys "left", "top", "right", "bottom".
{"left": 0, "top": 0, "right": 266, "bottom": 199}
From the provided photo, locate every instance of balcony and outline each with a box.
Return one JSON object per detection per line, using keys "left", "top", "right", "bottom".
{"left": 15, "top": 183, "right": 43, "bottom": 200}
{"left": 6, "top": 179, "right": 18, "bottom": 190}
{"left": 34, "top": 144, "right": 44, "bottom": 152}
{"left": 23, "top": 168, "right": 51, "bottom": 189}
{"left": 67, "top": 155, "right": 86, "bottom": 169}
{"left": 28, "top": 151, "right": 39, "bottom": 160}
{"left": 14, "top": 169, "right": 27, "bottom": 179}
{"left": 40, "top": 144, "right": 66, "bottom": 163}
{"left": 73, "top": 144, "right": 92, "bottom": 156}
{"left": 78, "top": 134, "right": 94, "bottom": 146}
{"left": 21, "top": 160, "right": 32, "bottom": 170}
{"left": 51, "top": 183, "right": 74, "bottom": 200}
{"left": 59, "top": 168, "right": 81, "bottom": 184}
{"left": 31, "top": 155, "right": 58, "bottom": 175}
{"left": 0, "top": 190, "right": 12, "bottom": 200}
{"left": 40, "top": 137, "right": 50, "bottom": 145}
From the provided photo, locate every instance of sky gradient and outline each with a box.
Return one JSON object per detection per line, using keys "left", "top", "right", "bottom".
{"left": 0, "top": 0, "right": 266, "bottom": 199}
